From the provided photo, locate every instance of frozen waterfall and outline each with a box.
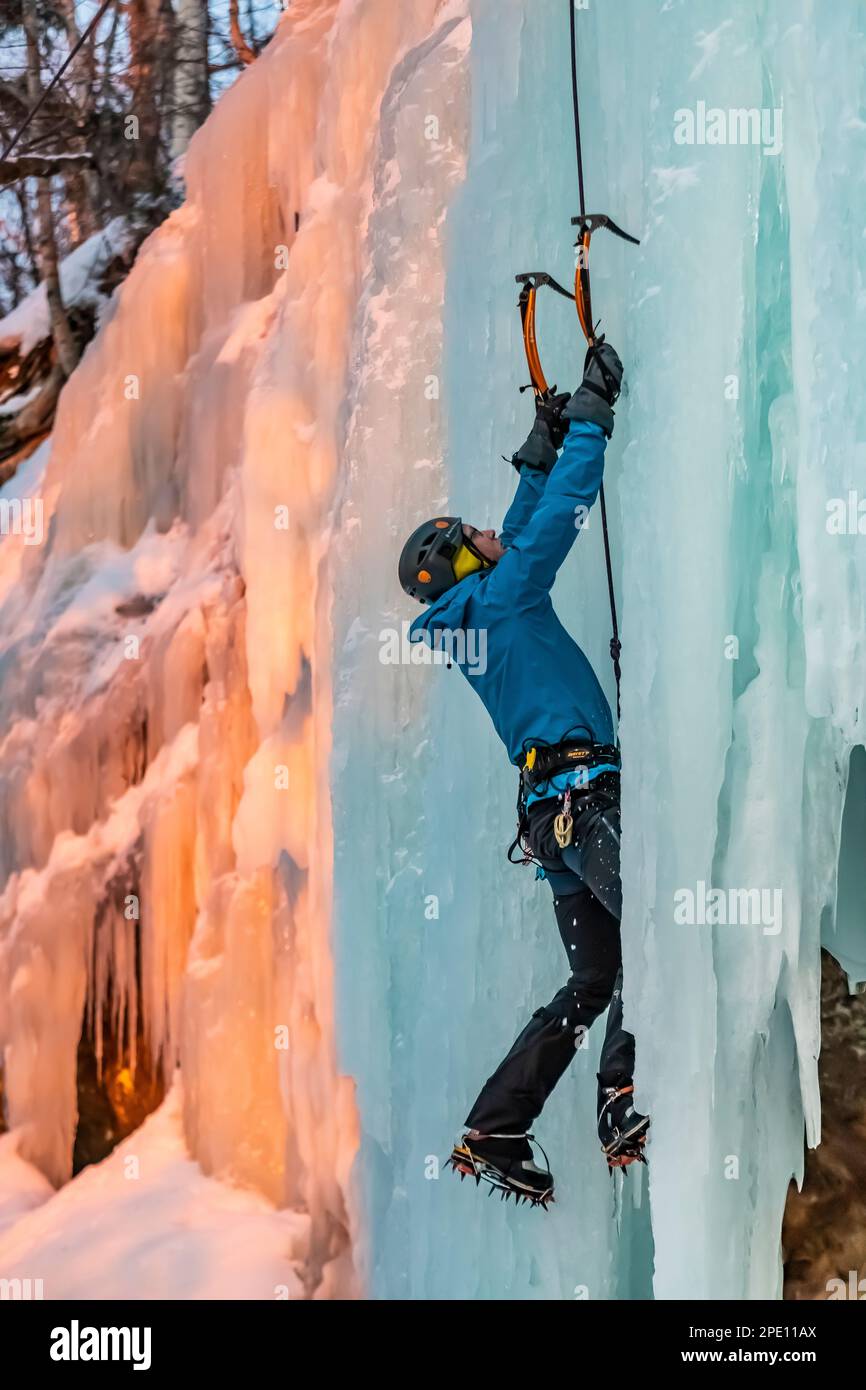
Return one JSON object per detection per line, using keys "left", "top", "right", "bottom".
{"left": 0, "top": 0, "right": 863, "bottom": 1302}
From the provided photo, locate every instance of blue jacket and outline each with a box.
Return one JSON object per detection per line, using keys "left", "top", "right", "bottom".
{"left": 409, "top": 420, "right": 615, "bottom": 768}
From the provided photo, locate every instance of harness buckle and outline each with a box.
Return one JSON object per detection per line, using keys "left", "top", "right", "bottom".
{"left": 553, "top": 787, "right": 574, "bottom": 848}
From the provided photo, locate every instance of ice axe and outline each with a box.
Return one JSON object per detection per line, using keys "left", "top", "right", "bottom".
{"left": 571, "top": 213, "right": 640, "bottom": 346}
{"left": 514, "top": 271, "right": 574, "bottom": 399}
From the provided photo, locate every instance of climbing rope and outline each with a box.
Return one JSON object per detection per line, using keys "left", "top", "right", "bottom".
{"left": 568, "top": 0, "right": 588, "bottom": 223}
{"left": 515, "top": 7, "right": 637, "bottom": 727}
{"left": 567, "top": 0, "right": 623, "bottom": 723}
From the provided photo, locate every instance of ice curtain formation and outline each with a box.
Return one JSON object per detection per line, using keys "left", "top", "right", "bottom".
{"left": 0, "top": 0, "right": 864, "bottom": 1300}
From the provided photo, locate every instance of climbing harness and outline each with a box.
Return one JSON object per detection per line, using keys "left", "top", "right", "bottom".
{"left": 507, "top": 739, "right": 621, "bottom": 870}
{"left": 520, "top": 739, "right": 620, "bottom": 790}
{"left": 514, "top": 1, "right": 639, "bottom": 725}
{"left": 506, "top": 778, "right": 537, "bottom": 870}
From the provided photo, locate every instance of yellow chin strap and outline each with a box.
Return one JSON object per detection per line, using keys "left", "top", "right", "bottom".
{"left": 452, "top": 543, "right": 490, "bottom": 583}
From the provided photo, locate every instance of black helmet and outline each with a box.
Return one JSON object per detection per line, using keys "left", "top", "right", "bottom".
{"left": 398, "top": 516, "right": 466, "bottom": 604}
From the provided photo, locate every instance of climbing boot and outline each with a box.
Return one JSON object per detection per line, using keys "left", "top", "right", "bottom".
{"left": 449, "top": 1130, "right": 555, "bottom": 1208}
{"left": 597, "top": 1079, "right": 649, "bottom": 1171}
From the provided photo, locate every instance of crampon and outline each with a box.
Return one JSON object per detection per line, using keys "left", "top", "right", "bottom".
{"left": 598, "top": 1083, "right": 650, "bottom": 1174}
{"left": 602, "top": 1134, "right": 648, "bottom": 1172}
{"left": 448, "top": 1130, "right": 555, "bottom": 1209}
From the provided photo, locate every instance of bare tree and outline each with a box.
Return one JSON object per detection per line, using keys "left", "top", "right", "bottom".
{"left": 170, "top": 0, "right": 210, "bottom": 164}
{"left": 55, "top": 0, "right": 101, "bottom": 241}
{"left": 125, "top": 0, "right": 171, "bottom": 200}
{"left": 0, "top": 0, "right": 284, "bottom": 477}
{"left": 21, "top": 0, "right": 79, "bottom": 377}
{"left": 13, "top": 184, "right": 39, "bottom": 288}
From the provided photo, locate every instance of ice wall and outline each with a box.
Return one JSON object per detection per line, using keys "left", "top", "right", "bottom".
{"left": 333, "top": 0, "right": 650, "bottom": 1300}
{"left": 603, "top": 0, "right": 866, "bottom": 1301}
{"left": 0, "top": 0, "right": 469, "bottom": 1299}
{"left": 332, "top": 0, "right": 866, "bottom": 1302}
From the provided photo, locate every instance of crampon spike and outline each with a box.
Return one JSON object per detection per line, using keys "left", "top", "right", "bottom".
{"left": 606, "top": 1146, "right": 647, "bottom": 1173}
{"left": 449, "top": 1137, "right": 554, "bottom": 1208}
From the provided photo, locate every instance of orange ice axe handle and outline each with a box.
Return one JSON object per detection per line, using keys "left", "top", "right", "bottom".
{"left": 515, "top": 271, "right": 574, "bottom": 399}
{"left": 571, "top": 213, "right": 640, "bottom": 347}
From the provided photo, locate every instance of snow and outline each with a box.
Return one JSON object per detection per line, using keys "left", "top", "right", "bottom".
{"left": 0, "top": 219, "right": 131, "bottom": 358}
{"left": 0, "top": 1132, "right": 53, "bottom": 1240}
{"left": 0, "top": 1085, "right": 310, "bottom": 1300}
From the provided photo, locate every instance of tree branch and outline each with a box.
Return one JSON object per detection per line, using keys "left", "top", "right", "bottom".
{"left": 0, "top": 150, "right": 95, "bottom": 188}
{"left": 229, "top": 0, "right": 256, "bottom": 66}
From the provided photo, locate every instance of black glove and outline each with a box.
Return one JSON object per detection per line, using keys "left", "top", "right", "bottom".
{"left": 511, "top": 390, "right": 572, "bottom": 474}
{"left": 563, "top": 341, "right": 624, "bottom": 438}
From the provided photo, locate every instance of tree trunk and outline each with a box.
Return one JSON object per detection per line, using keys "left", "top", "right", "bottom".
{"left": 21, "top": 0, "right": 79, "bottom": 378}
{"left": 56, "top": 0, "right": 100, "bottom": 241}
{"left": 170, "top": 0, "right": 210, "bottom": 165}
{"left": 125, "top": 0, "right": 168, "bottom": 201}
{"left": 14, "top": 185, "right": 39, "bottom": 285}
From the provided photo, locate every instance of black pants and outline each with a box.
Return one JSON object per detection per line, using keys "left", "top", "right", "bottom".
{"left": 464, "top": 779, "right": 634, "bottom": 1134}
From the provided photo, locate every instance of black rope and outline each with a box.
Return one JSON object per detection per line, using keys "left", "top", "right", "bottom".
{"left": 1, "top": 0, "right": 114, "bottom": 163}
{"left": 568, "top": 0, "right": 587, "bottom": 220}
{"left": 598, "top": 483, "right": 622, "bottom": 720}
{"left": 567, "top": 0, "right": 622, "bottom": 725}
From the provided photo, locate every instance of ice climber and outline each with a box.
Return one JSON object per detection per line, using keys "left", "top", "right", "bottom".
{"left": 398, "top": 342, "right": 649, "bottom": 1207}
